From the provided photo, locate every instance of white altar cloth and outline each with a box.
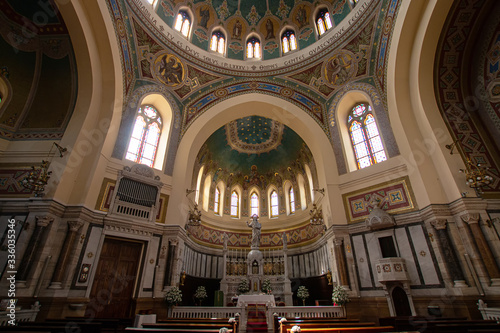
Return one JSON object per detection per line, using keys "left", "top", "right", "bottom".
{"left": 236, "top": 294, "right": 275, "bottom": 308}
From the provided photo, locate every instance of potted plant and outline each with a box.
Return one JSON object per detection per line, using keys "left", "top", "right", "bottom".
{"left": 194, "top": 286, "right": 208, "bottom": 305}
{"left": 331, "top": 285, "right": 350, "bottom": 306}
{"left": 237, "top": 279, "right": 250, "bottom": 295}
{"left": 296, "top": 286, "right": 309, "bottom": 306}
{"left": 164, "top": 286, "right": 182, "bottom": 316}
{"left": 261, "top": 278, "right": 272, "bottom": 294}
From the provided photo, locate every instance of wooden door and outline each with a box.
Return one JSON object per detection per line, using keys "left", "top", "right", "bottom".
{"left": 88, "top": 238, "right": 143, "bottom": 318}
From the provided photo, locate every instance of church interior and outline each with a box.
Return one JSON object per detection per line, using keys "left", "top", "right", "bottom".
{"left": 1, "top": 0, "right": 500, "bottom": 331}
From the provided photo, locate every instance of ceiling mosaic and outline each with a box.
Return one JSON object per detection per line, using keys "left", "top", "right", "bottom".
{"left": 201, "top": 116, "right": 307, "bottom": 175}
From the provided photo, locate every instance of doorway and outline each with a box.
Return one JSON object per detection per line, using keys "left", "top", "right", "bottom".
{"left": 87, "top": 237, "right": 144, "bottom": 318}
{"left": 391, "top": 286, "right": 412, "bottom": 316}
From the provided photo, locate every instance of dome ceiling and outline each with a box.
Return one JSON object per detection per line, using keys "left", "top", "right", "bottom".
{"left": 159, "top": 0, "right": 358, "bottom": 61}
{"left": 200, "top": 116, "right": 309, "bottom": 176}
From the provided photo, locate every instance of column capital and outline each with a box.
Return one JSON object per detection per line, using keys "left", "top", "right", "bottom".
{"left": 35, "top": 215, "right": 54, "bottom": 227}
{"left": 461, "top": 213, "right": 480, "bottom": 225}
{"left": 68, "top": 221, "right": 84, "bottom": 232}
{"left": 430, "top": 219, "right": 448, "bottom": 230}
{"left": 168, "top": 238, "right": 179, "bottom": 246}
{"left": 334, "top": 238, "right": 344, "bottom": 246}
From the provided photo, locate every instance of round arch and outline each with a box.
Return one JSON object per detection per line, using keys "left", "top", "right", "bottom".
{"left": 48, "top": 0, "right": 124, "bottom": 207}
{"left": 387, "top": 0, "right": 463, "bottom": 206}
{"left": 165, "top": 93, "right": 341, "bottom": 227}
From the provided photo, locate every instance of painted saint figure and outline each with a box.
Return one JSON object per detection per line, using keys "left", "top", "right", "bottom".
{"left": 247, "top": 214, "right": 261, "bottom": 248}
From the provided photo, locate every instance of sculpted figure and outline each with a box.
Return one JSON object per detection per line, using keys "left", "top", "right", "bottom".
{"left": 246, "top": 214, "right": 261, "bottom": 248}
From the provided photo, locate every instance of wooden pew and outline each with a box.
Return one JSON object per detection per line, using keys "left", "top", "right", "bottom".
{"left": 284, "top": 327, "right": 396, "bottom": 333}
{"left": 280, "top": 321, "right": 378, "bottom": 333}
{"left": 275, "top": 317, "right": 360, "bottom": 333}
{"left": 15, "top": 321, "right": 102, "bottom": 333}
{"left": 46, "top": 318, "right": 120, "bottom": 332}
{"left": 143, "top": 322, "right": 236, "bottom": 332}
{"left": 126, "top": 328, "right": 231, "bottom": 333}
{"left": 407, "top": 319, "right": 500, "bottom": 333}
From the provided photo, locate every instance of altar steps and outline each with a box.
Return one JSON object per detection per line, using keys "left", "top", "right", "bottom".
{"left": 246, "top": 304, "right": 268, "bottom": 333}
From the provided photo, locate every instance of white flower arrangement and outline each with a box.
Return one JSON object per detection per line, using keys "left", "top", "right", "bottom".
{"left": 291, "top": 325, "right": 301, "bottom": 332}
{"left": 331, "top": 285, "right": 350, "bottom": 306}
{"left": 279, "top": 318, "right": 287, "bottom": 323}
{"left": 235, "top": 313, "right": 240, "bottom": 317}
{"left": 219, "top": 328, "right": 229, "bottom": 333}
{"left": 237, "top": 279, "right": 250, "bottom": 294}
{"left": 228, "top": 317, "right": 236, "bottom": 323}
{"left": 297, "top": 286, "right": 309, "bottom": 305}
{"left": 164, "top": 286, "right": 182, "bottom": 306}
{"left": 261, "top": 278, "right": 272, "bottom": 294}
{"left": 194, "top": 286, "right": 208, "bottom": 300}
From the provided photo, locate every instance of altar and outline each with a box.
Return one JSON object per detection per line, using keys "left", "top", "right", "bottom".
{"left": 236, "top": 294, "right": 275, "bottom": 308}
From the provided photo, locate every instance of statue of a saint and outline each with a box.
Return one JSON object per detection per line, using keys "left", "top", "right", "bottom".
{"left": 247, "top": 214, "right": 261, "bottom": 248}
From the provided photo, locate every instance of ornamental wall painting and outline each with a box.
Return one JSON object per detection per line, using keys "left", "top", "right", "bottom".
{"left": 153, "top": 52, "right": 186, "bottom": 87}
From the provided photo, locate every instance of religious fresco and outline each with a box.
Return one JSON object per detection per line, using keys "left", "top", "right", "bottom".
{"left": 342, "top": 176, "right": 417, "bottom": 224}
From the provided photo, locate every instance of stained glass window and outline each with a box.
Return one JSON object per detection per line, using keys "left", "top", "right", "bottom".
{"left": 246, "top": 37, "right": 261, "bottom": 59}
{"left": 348, "top": 104, "right": 387, "bottom": 169}
{"left": 174, "top": 11, "right": 191, "bottom": 37}
{"left": 214, "top": 187, "right": 220, "bottom": 215}
{"left": 316, "top": 10, "right": 333, "bottom": 36}
{"left": 210, "top": 31, "right": 225, "bottom": 55}
{"left": 282, "top": 30, "right": 297, "bottom": 54}
{"left": 289, "top": 187, "right": 295, "bottom": 214}
{"left": 250, "top": 192, "right": 259, "bottom": 217}
{"left": 270, "top": 190, "right": 279, "bottom": 217}
{"left": 126, "top": 105, "right": 162, "bottom": 167}
{"left": 231, "top": 191, "right": 239, "bottom": 217}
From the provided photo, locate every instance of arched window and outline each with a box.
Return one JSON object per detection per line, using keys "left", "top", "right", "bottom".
{"left": 316, "top": 10, "right": 333, "bottom": 36}
{"left": 350, "top": 0, "right": 359, "bottom": 7}
{"left": 348, "top": 103, "right": 387, "bottom": 169}
{"left": 250, "top": 192, "right": 259, "bottom": 216}
{"left": 146, "top": 0, "right": 158, "bottom": 8}
{"left": 289, "top": 187, "right": 295, "bottom": 214}
{"left": 214, "top": 187, "right": 221, "bottom": 215}
{"left": 126, "top": 105, "right": 162, "bottom": 167}
{"left": 281, "top": 30, "right": 297, "bottom": 54}
{"left": 246, "top": 37, "right": 261, "bottom": 59}
{"left": 270, "top": 190, "right": 279, "bottom": 218}
{"left": 174, "top": 11, "right": 191, "bottom": 37}
{"left": 210, "top": 31, "right": 225, "bottom": 55}
{"left": 230, "top": 191, "right": 239, "bottom": 217}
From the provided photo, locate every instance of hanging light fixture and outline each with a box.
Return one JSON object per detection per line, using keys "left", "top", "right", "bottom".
{"left": 460, "top": 158, "right": 493, "bottom": 196}
{"left": 21, "top": 142, "right": 67, "bottom": 197}
{"left": 310, "top": 188, "right": 326, "bottom": 231}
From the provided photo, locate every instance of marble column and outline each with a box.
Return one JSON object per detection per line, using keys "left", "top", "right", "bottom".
{"left": 334, "top": 238, "right": 349, "bottom": 287}
{"left": 163, "top": 239, "right": 178, "bottom": 288}
{"left": 462, "top": 213, "right": 500, "bottom": 286}
{"left": 49, "top": 221, "right": 84, "bottom": 289}
{"left": 430, "top": 219, "right": 466, "bottom": 287}
{"left": 17, "top": 215, "right": 53, "bottom": 287}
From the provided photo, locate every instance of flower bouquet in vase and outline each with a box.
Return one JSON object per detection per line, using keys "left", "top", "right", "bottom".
{"left": 194, "top": 286, "right": 208, "bottom": 306}
{"left": 331, "top": 285, "right": 350, "bottom": 316}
